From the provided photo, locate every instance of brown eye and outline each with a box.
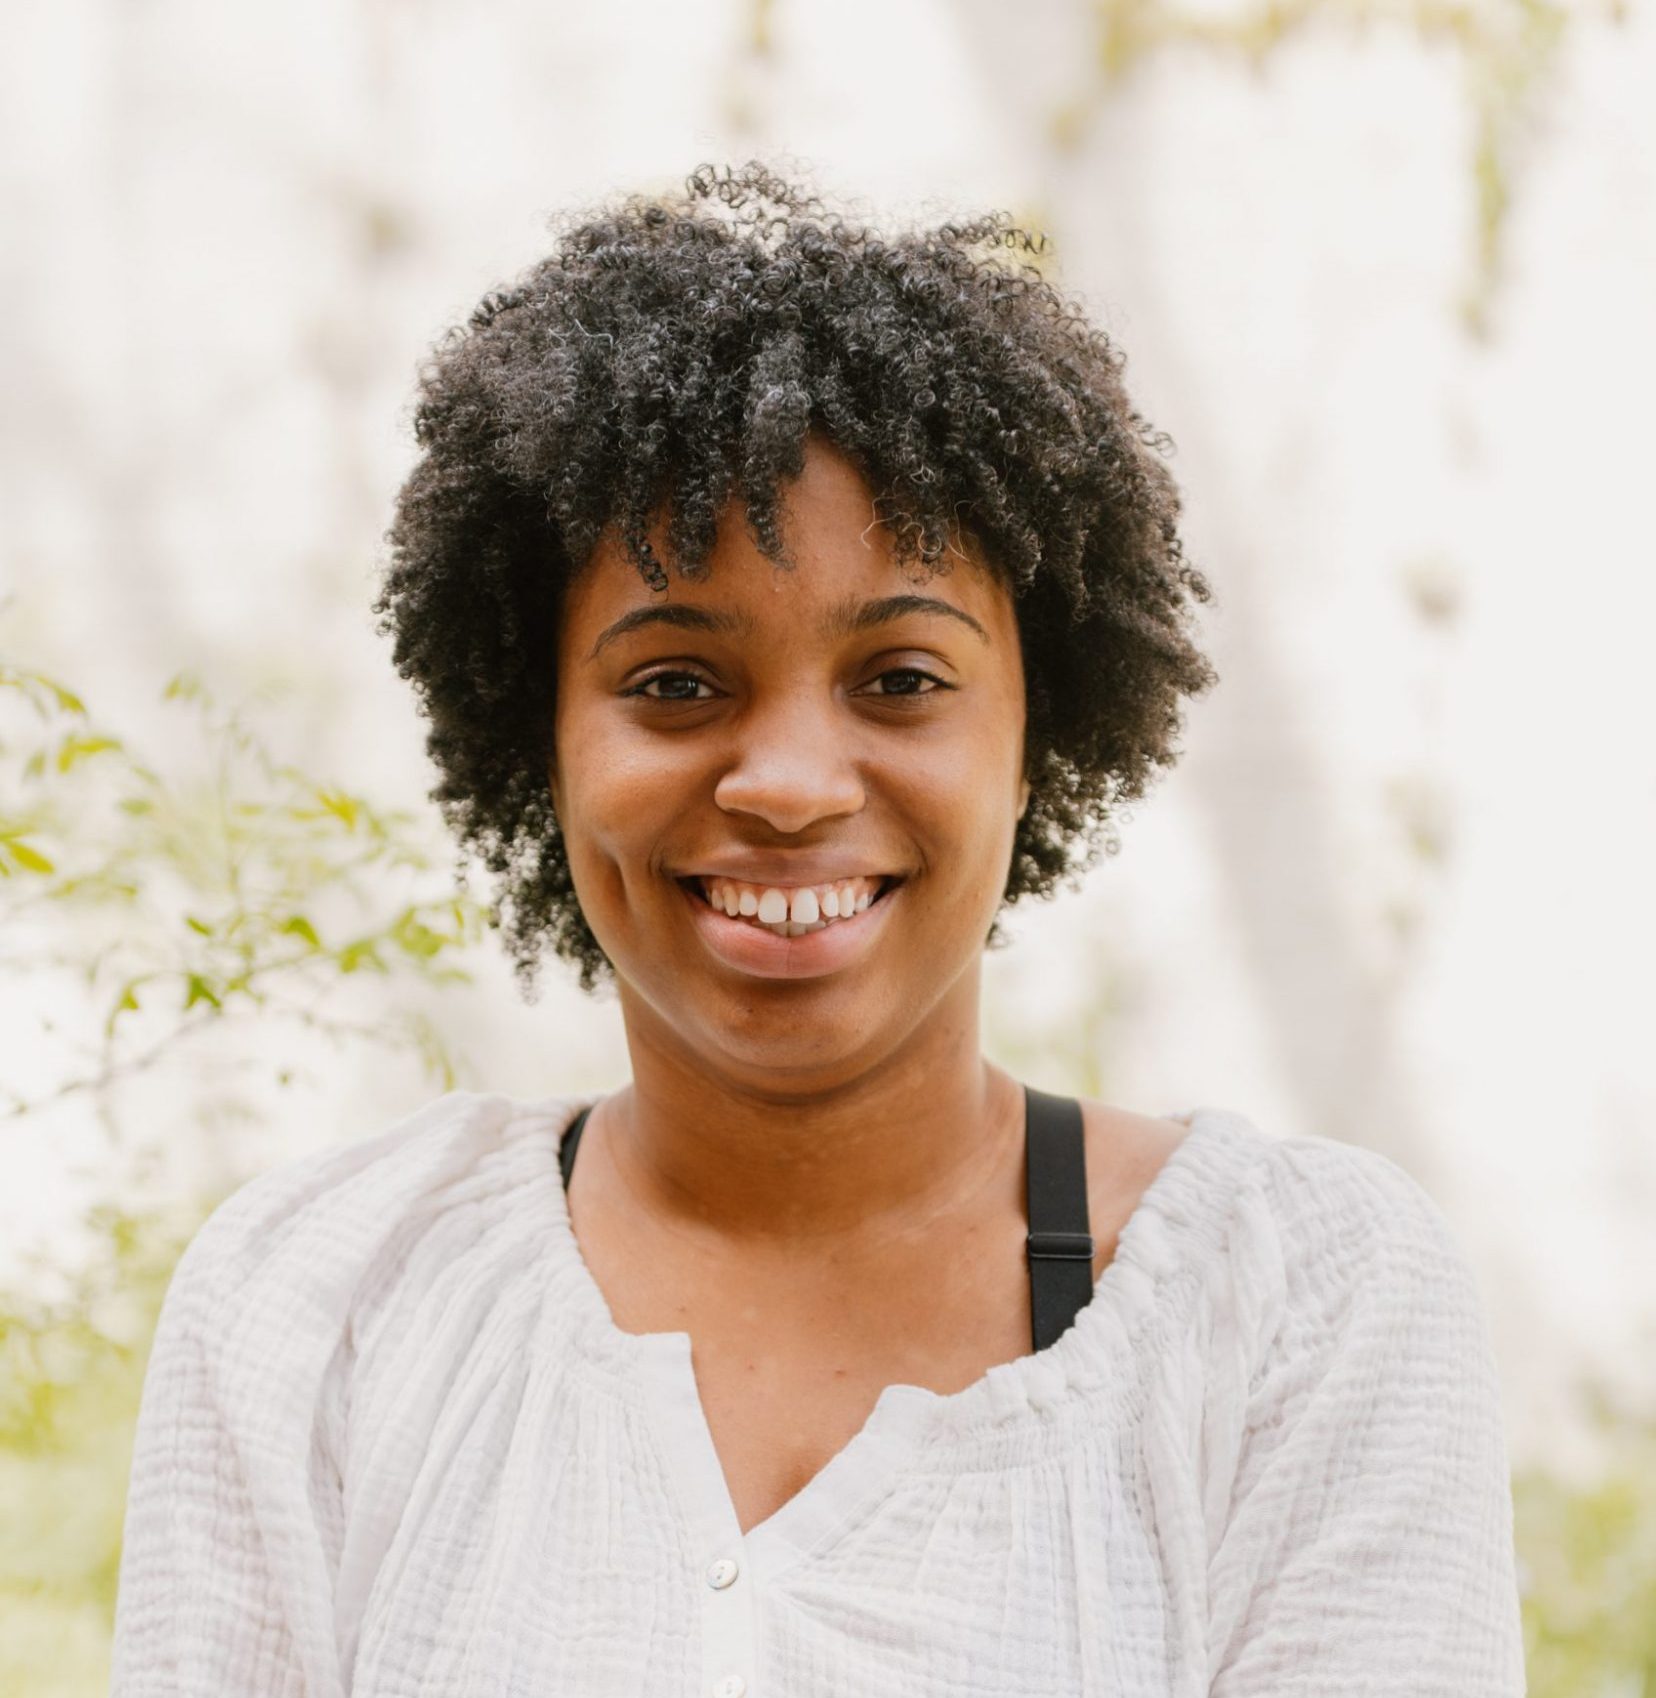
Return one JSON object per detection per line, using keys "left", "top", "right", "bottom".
{"left": 867, "top": 668, "right": 947, "bottom": 697}
{"left": 625, "top": 671, "right": 716, "bottom": 702}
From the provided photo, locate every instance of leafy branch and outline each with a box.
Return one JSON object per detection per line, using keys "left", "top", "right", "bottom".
{"left": 0, "top": 653, "right": 493, "bottom": 1123}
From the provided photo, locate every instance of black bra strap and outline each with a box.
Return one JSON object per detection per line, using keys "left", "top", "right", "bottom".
{"left": 558, "top": 1088, "right": 1095, "bottom": 1353}
{"left": 559, "top": 1104, "right": 591, "bottom": 1191}
{"left": 1024, "top": 1084, "right": 1096, "bottom": 1351}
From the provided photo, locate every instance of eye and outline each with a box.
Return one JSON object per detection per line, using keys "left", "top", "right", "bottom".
{"left": 864, "top": 667, "right": 949, "bottom": 698}
{"left": 623, "top": 670, "right": 716, "bottom": 702}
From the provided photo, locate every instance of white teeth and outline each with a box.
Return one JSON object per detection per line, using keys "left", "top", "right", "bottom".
{"left": 697, "top": 875, "right": 892, "bottom": 934}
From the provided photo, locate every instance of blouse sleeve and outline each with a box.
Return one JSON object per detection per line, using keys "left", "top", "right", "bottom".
{"left": 109, "top": 1180, "right": 353, "bottom": 1698}
{"left": 1204, "top": 1138, "right": 1526, "bottom": 1697}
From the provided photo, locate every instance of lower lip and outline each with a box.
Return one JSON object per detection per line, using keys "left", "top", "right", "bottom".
{"left": 677, "top": 879, "right": 903, "bottom": 980}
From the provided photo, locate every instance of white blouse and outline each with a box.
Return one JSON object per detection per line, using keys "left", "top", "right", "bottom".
{"left": 110, "top": 1090, "right": 1526, "bottom": 1697}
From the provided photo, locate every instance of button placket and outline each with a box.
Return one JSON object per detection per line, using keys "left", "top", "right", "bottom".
{"left": 630, "top": 1336, "right": 766, "bottom": 1694}
{"left": 699, "top": 1548, "right": 750, "bottom": 1698}
{"left": 701, "top": 1546, "right": 752, "bottom": 1697}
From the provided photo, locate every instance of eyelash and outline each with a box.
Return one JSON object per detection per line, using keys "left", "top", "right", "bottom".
{"left": 623, "top": 667, "right": 951, "bottom": 703}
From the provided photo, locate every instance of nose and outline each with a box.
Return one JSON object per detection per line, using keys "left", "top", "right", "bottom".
{"left": 712, "top": 693, "right": 866, "bottom": 834}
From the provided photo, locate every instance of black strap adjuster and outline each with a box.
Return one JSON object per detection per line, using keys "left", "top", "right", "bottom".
{"left": 1026, "top": 1229, "right": 1095, "bottom": 1260}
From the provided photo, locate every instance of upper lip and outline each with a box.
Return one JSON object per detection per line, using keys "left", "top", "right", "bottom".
{"left": 673, "top": 857, "right": 905, "bottom": 886}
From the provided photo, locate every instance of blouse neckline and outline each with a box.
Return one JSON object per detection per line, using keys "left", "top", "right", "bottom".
{"left": 509, "top": 1094, "right": 1260, "bottom": 1578}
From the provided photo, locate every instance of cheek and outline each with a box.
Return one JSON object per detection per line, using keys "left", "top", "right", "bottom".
{"left": 553, "top": 707, "right": 701, "bottom": 886}
{"left": 887, "top": 716, "right": 1024, "bottom": 882}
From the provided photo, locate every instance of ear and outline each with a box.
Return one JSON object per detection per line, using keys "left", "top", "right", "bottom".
{"left": 1016, "top": 777, "right": 1031, "bottom": 821}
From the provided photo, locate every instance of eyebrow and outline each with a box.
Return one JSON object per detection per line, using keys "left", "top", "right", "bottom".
{"left": 825, "top": 593, "right": 990, "bottom": 646}
{"left": 587, "top": 593, "right": 990, "bottom": 660}
{"left": 587, "top": 603, "right": 741, "bottom": 659}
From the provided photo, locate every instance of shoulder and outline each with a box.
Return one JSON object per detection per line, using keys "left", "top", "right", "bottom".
{"left": 1106, "top": 1112, "right": 1508, "bottom": 1525}
{"left": 160, "top": 1090, "right": 582, "bottom": 1372}
{"left": 1255, "top": 1129, "right": 1480, "bottom": 1302}
{"left": 1077, "top": 1099, "right": 1194, "bottom": 1184}
{"left": 1078, "top": 1099, "right": 1493, "bottom": 1394}
{"left": 1075, "top": 1100, "right": 1200, "bottom": 1266}
{"left": 1219, "top": 1126, "right": 1495, "bottom": 1402}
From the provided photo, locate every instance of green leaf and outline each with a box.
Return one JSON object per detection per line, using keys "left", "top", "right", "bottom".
{"left": 103, "top": 985, "right": 140, "bottom": 1039}
{"left": 55, "top": 733, "right": 122, "bottom": 772}
{"left": 184, "top": 915, "right": 213, "bottom": 937}
{"left": 0, "top": 667, "right": 88, "bottom": 716}
{"left": 313, "top": 788, "right": 361, "bottom": 831}
{"left": 44, "top": 676, "right": 86, "bottom": 714}
{"left": 182, "top": 974, "right": 221, "bottom": 1011}
{"left": 278, "top": 915, "right": 320, "bottom": 948}
{"left": 5, "top": 839, "right": 54, "bottom": 874}
{"left": 337, "top": 939, "right": 387, "bottom": 974}
{"left": 390, "top": 909, "right": 444, "bottom": 960}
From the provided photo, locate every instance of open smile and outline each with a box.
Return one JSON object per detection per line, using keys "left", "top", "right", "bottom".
{"left": 674, "top": 873, "right": 906, "bottom": 979}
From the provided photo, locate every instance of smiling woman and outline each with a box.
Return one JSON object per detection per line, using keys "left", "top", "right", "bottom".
{"left": 109, "top": 160, "right": 1526, "bottom": 1698}
{"left": 370, "top": 160, "right": 1218, "bottom": 1000}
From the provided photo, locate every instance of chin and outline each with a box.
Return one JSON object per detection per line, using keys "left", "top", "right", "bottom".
{"left": 632, "top": 960, "right": 910, "bottom": 1086}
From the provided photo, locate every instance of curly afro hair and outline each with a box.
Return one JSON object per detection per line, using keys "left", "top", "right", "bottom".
{"left": 372, "top": 159, "right": 1218, "bottom": 997}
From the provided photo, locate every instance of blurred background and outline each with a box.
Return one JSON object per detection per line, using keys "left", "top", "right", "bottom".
{"left": 3, "top": 0, "right": 1653, "bottom": 1691}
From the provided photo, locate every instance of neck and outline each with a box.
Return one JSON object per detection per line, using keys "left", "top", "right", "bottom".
{"left": 596, "top": 969, "right": 1024, "bottom": 1255}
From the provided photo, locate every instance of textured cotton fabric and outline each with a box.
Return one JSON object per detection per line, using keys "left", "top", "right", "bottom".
{"left": 111, "top": 1090, "right": 1526, "bottom": 1696}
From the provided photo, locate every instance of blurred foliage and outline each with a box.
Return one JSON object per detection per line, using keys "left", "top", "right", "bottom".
{"left": 0, "top": 643, "right": 494, "bottom": 1127}
{"left": 1069, "top": 0, "right": 1603, "bottom": 339}
{"left": 1059, "top": 0, "right": 1596, "bottom": 338}
{"left": 1514, "top": 1385, "right": 1656, "bottom": 1695}
{"left": 0, "top": 632, "right": 502, "bottom": 1692}
{"left": 1081, "top": 0, "right": 1633, "bottom": 339}
{"left": 0, "top": 1201, "right": 202, "bottom": 1698}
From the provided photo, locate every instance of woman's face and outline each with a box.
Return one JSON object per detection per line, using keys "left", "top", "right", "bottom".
{"left": 550, "top": 434, "right": 1030, "bottom": 1091}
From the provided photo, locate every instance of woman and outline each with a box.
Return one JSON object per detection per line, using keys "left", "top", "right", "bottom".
{"left": 111, "top": 161, "right": 1525, "bottom": 1696}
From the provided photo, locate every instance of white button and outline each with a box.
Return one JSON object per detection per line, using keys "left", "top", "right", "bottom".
{"left": 712, "top": 1676, "right": 747, "bottom": 1698}
{"left": 706, "top": 1556, "right": 740, "bottom": 1589}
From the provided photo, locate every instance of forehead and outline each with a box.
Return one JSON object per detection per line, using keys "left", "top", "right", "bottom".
{"left": 561, "top": 435, "right": 1014, "bottom": 638}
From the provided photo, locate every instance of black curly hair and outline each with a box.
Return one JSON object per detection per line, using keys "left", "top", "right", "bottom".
{"left": 372, "top": 159, "right": 1218, "bottom": 996}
